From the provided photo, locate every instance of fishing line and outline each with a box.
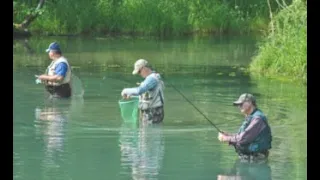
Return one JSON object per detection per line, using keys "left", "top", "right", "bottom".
{"left": 119, "top": 66, "right": 223, "bottom": 132}
{"left": 159, "top": 71, "right": 223, "bottom": 133}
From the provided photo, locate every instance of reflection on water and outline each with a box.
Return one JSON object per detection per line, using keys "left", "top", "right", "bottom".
{"left": 119, "top": 122, "right": 165, "bottom": 180}
{"left": 218, "top": 160, "right": 272, "bottom": 180}
{"left": 33, "top": 97, "right": 84, "bottom": 179}
{"left": 13, "top": 39, "right": 35, "bottom": 55}
{"left": 34, "top": 103, "right": 69, "bottom": 178}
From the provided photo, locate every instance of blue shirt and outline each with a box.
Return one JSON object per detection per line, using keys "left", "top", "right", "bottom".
{"left": 137, "top": 74, "right": 158, "bottom": 94}
{"left": 122, "top": 73, "right": 159, "bottom": 96}
{"left": 55, "top": 62, "right": 68, "bottom": 77}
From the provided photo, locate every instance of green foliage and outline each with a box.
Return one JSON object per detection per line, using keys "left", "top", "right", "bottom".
{"left": 13, "top": 0, "right": 279, "bottom": 36}
{"left": 13, "top": 1, "right": 33, "bottom": 22}
{"left": 249, "top": 0, "right": 306, "bottom": 84}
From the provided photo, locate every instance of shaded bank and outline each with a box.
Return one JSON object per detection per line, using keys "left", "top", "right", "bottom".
{"left": 13, "top": 35, "right": 258, "bottom": 71}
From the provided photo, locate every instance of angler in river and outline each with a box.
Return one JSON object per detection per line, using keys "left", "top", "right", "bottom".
{"left": 121, "top": 59, "right": 165, "bottom": 124}
{"left": 218, "top": 93, "right": 272, "bottom": 163}
{"left": 35, "top": 42, "right": 72, "bottom": 99}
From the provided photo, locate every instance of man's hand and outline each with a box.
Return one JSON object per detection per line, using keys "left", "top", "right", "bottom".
{"left": 37, "top": 74, "right": 48, "bottom": 80}
{"left": 34, "top": 75, "right": 42, "bottom": 84}
{"left": 123, "top": 95, "right": 131, "bottom": 99}
{"left": 218, "top": 132, "right": 229, "bottom": 142}
{"left": 121, "top": 89, "right": 131, "bottom": 99}
{"left": 35, "top": 79, "right": 42, "bottom": 84}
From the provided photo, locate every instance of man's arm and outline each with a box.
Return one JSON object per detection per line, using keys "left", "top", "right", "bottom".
{"left": 224, "top": 117, "right": 266, "bottom": 146}
{"left": 38, "top": 62, "right": 68, "bottom": 82}
{"left": 121, "top": 76, "right": 158, "bottom": 97}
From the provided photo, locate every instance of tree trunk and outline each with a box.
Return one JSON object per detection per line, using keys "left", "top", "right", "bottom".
{"left": 20, "top": 0, "right": 45, "bottom": 29}
{"left": 266, "top": 0, "right": 274, "bottom": 36}
{"left": 13, "top": 0, "right": 45, "bottom": 38}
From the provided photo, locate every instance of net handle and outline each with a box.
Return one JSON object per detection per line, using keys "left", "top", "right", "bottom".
{"left": 118, "top": 96, "right": 139, "bottom": 104}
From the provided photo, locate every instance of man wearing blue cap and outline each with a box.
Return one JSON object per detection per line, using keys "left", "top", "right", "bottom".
{"left": 36, "top": 42, "right": 72, "bottom": 98}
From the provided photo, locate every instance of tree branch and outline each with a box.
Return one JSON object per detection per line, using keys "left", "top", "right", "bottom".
{"left": 20, "top": 0, "right": 45, "bottom": 29}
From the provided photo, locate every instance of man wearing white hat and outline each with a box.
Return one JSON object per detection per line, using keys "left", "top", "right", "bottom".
{"left": 121, "top": 59, "right": 165, "bottom": 124}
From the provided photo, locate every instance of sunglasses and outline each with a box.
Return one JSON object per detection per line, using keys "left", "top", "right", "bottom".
{"left": 237, "top": 103, "right": 243, "bottom": 108}
{"left": 138, "top": 67, "right": 144, "bottom": 74}
{"left": 237, "top": 101, "right": 252, "bottom": 108}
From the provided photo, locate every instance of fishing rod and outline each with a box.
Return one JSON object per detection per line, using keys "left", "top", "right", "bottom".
{"left": 119, "top": 66, "right": 223, "bottom": 132}
{"left": 159, "top": 72, "right": 223, "bottom": 133}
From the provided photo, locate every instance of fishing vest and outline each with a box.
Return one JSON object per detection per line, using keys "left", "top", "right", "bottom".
{"left": 138, "top": 73, "right": 165, "bottom": 110}
{"left": 46, "top": 56, "right": 71, "bottom": 86}
{"left": 235, "top": 109, "right": 272, "bottom": 154}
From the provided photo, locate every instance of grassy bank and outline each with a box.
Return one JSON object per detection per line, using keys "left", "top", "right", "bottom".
{"left": 13, "top": 0, "right": 280, "bottom": 36}
{"left": 249, "top": 0, "right": 306, "bottom": 85}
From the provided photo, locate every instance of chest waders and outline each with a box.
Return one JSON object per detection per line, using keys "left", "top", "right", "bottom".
{"left": 234, "top": 109, "right": 272, "bottom": 156}
{"left": 45, "top": 57, "right": 72, "bottom": 98}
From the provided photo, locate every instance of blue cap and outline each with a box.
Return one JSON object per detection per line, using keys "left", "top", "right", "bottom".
{"left": 45, "top": 42, "right": 61, "bottom": 52}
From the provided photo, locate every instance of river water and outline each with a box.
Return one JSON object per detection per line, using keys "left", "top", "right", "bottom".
{"left": 13, "top": 35, "right": 306, "bottom": 180}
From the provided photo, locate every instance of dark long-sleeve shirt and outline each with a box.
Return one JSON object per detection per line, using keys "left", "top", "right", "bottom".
{"left": 225, "top": 116, "right": 266, "bottom": 146}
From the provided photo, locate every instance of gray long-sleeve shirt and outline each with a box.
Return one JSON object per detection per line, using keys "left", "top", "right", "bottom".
{"left": 225, "top": 116, "right": 267, "bottom": 146}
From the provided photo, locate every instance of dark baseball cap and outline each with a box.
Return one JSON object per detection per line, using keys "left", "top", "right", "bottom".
{"left": 233, "top": 93, "right": 256, "bottom": 105}
{"left": 45, "top": 42, "right": 61, "bottom": 52}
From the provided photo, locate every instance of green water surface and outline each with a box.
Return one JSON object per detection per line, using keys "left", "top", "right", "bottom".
{"left": 13, "top": 36, "right": 306, "bottom": 180}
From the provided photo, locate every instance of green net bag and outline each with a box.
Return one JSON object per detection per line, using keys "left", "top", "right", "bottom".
{"left": 118, "top": 96, "right": 139, "bottom": 122}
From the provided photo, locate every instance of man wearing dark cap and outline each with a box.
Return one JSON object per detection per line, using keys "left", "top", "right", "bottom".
{"left": 36, "top": 42, "right": 72, "bottom": 98}
{"left": 218, "top": 93, "right": 272, "bottom": 163}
